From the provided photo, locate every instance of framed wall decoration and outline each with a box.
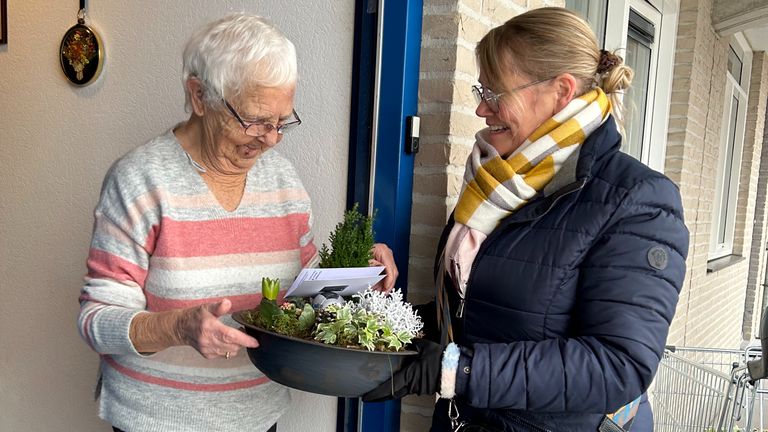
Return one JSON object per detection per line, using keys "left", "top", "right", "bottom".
{"left": 59, "top": 9, "right": 103, "bottom": 86}
{"left": 1, "top": 0, "right": 7, "bottom": 45}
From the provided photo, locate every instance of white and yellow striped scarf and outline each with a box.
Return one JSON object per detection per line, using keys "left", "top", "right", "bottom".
{"left": 445, "top": 88, "right": 611, "bottom": 296}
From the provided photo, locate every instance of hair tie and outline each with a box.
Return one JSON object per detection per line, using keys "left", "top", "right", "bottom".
{"left": 597, "top": 50, "right": 621, "bottom": 75}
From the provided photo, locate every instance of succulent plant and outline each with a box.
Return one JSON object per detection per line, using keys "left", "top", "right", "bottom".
{"left": 244, "top": 288, "right": 422, "bottom": 352}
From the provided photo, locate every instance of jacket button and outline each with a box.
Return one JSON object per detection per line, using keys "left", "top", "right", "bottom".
{"left": 463, "top": 366, "right": 471, "bottom": 374}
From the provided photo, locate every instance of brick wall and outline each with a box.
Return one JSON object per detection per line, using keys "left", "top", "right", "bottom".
{"left": 665, "top": 0, "right": 768, "bottom": 348}
{"left": 743, "top": 52, "right": 768, "bottom": 339}
{"left": 662, "top": 0, "right": 756, "bottom": 349}
{"left": 408, "top": 0, "right": 535, "bottom": 309}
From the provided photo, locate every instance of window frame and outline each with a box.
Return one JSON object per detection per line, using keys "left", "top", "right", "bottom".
{"left": 621, "top": 5, "right": 660, "bottom": 162}
{"left": 606, "top": 0, "right": 677, "bottom": 172}
{"left": 709, "top": 33, "right": 752, "bottom": 260}
{"left": 567, "top": 0, "right": 608, "bottom": 46}
{"left": 568, "top": 0, "right": 678, "bottom": 173}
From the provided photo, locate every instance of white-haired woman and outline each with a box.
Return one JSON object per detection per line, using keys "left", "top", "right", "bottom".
{"left": 77, "top": 14, "right": 396, "bottom": 432}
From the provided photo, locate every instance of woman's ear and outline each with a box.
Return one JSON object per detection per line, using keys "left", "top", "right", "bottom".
{"left": 553, "top": 73, "right": 578, "bottom": 112}
{"left": 186, "top": 78, "right": 207, "bottom": 116}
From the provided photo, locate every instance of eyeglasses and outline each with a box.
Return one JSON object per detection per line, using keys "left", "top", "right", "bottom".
{"left": 223, "top": 100, "right": 302, "bottom": 137}
{"left": 471, "top": 78, "right": 553, "bottom": 113}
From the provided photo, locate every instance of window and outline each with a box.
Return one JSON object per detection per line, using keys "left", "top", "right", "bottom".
{"left": 566, "top": 0, "right": 677, "bottom": 173}
{"left": 623, "top": 9, "right": 655, "bottom": 160}
{"left": 709, "top": 35, "right": 751, "bottom": 259}
{"left": 566, "top": 0, "right": 607, "bottom": 46}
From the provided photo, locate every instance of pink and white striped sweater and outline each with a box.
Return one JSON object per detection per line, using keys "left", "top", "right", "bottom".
{"left": 78, "top": 129, "right": 318, "bottom": 432}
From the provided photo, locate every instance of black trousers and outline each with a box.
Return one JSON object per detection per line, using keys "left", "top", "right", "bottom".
{"left": 114, "top": 424, "right": 277, "bottom": 432}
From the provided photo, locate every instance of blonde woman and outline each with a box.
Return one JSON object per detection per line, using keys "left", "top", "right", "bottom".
{"left": 365, "top": 7, "right": 687, "bottom": 431}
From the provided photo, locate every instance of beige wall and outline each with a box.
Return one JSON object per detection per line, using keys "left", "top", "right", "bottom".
{"left": 0, "top": 1, "right": 355, "bottom": 430}
{"left": 664, "top": 0, "right": 732, "bottom": 346}
{"left": 732, "top": 47, "right": 768, "bottom": 341}
{"left": 743, "top": 52, "right": 768, "bottom": 339}
{"left": 665, "top": 0, "right": 768, "bottom": 348}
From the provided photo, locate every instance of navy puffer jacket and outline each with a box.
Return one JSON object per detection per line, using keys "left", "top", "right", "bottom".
{"left": 430, "top": 116, "right": 689, "bottom": 431}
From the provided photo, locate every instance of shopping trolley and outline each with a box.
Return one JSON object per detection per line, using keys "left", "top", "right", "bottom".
{"left": 746, "top": 348, "right": 768, "bottom": 431}
{"left": 649, "top": 312, "right": 768, "bottom": 431}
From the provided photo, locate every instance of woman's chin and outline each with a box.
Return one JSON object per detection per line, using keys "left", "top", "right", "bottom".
{"left": 486, "top": 132, "right": 519, "bottom": 157}
{"left": 240, "top": 145, "right": 264, "bottom": 160}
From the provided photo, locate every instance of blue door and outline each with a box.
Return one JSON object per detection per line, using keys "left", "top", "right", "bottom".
{"left": 340, "top": 0, "right": 423, "bottom": 431}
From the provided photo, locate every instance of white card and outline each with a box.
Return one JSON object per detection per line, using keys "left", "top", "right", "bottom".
{"left": 285, "top": 266, "right": 386, "bottom": 298}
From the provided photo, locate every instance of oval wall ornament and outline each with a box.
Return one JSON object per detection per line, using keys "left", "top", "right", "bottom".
{"left": 59, "top": 10, "right": 103, "bottom": 86}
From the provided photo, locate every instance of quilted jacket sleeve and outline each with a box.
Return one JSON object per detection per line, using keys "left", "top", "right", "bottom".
{"left": 456, "top": 176, "right": 689, "bottom": 413}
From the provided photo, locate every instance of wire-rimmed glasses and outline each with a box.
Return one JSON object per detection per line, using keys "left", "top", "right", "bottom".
{"left": 471, "top": 77, "right": 553, "bottom": 112}
{"left": 223, "top": 100, "right": 302, "bottom": 137}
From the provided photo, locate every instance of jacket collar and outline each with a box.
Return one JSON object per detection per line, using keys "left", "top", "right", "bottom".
{"left": 487, "top": 116, "right": 622, "bottom": 227}
{"left": 542, "top": 115, "right": 622, "bottom": 197}
{"left": 442, "top": 116, "right": 623, "bottom": 234}
{"left": 436, "top": 116, "right": 623, "bottom": 277}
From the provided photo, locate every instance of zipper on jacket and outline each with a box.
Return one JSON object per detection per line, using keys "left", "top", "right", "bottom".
{"left": 454, "top": 260, "right": 467, "bottom": 318}
{"left": 460, "top": 177, "right": 588, "bottom": 326}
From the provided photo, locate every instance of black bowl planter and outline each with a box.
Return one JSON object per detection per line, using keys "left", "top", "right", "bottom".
{"left": 233, "top": 311, "right": 418, "bottom": 397}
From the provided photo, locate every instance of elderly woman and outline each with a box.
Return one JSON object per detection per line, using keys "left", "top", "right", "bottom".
{"left": 77, "top": 14, "right": 396, "bottom": 432}
{"left": 365, "top": 7, "right": 688, "bottom": 431}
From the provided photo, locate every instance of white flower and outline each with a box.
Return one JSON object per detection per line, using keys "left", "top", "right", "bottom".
{"left": 352, "top": 288, "right": 423, "bottom": 337}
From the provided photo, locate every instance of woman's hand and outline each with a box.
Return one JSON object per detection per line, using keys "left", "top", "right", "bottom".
{"left": 362, "top": 338, "right": 444, "bottom": 401}
{"left": 370, "top": 243, "right": 398, "bottom": 293}
{"left": 178, "top": 299, "right": 259, "bottom": 359}
{"left": 129, "top": 298, "right": 258, "bottom": 359}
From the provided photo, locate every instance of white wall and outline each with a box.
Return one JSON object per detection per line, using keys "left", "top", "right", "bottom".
{"left": 0, "top": 1, "right": 354, "bottom": 430}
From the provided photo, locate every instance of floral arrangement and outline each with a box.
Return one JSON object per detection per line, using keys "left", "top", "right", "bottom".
{"left": 240, "top": 204, "right": 423, "bottom": 352}
{"left": 315, "top": 289, "right": 423, "bottom": 351}
{"left": 241, "top": 278, "right": 423, "bottom": 352}
{"left": 62, "top": 28, "right": 97, "bottom": 80}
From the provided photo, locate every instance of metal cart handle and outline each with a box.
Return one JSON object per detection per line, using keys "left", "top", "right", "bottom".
{"left": 747, "top": 306, "right": 768, "bottom": 381}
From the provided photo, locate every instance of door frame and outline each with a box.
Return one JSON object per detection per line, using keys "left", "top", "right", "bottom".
{"left": 340, "top": 0, "right": 423, "bottom": 431}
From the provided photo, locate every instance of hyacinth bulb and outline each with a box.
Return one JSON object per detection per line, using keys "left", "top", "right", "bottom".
{"left": 262, "top": 277, "right": 280, "bottom": 301}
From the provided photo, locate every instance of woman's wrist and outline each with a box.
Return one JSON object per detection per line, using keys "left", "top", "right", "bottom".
{"left": 129, "top": 309, "right": 188, "bottom": 353}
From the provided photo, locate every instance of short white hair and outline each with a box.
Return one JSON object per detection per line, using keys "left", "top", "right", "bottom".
{"left": 182, "top": 13, "right": 297, "bottom": 109}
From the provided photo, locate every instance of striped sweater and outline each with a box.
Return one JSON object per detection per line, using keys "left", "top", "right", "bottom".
{"left": 77, "top": 129, "right": 318, "bottom": 432}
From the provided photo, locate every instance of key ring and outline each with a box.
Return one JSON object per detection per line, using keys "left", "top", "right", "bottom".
{"left": 449, "top": 398, "right": 468, "bottom": 431}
